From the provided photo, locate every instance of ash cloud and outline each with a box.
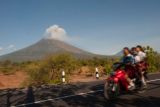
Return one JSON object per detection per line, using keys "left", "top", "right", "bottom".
{"left": 44, "top": 25, "right": 68, "bottom": 41}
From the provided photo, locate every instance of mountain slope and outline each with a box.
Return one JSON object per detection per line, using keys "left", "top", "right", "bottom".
{"left": 115, "top": 50, "right": 123, "bottom": 56}
{"left": 0, "top": 39, "right": 96, "bottom": 62}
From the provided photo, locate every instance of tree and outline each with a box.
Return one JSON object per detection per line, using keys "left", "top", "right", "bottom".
{"left": 144, "top": 46, "right": 159, "bottom": 72}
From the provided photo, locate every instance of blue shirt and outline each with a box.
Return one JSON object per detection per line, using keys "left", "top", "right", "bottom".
{"left": 122, "top": 54, "right": 135, "bottom": 64}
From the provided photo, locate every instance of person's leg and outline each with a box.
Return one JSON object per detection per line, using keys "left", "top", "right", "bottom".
{"left": 139, "top": 64, "right": 147, "bottom": 86}
{"left": 125, "top": 74, "right": 135, "bottom": 89}
{"left": 141, "top": 71, "right": 147, "bottom": 86}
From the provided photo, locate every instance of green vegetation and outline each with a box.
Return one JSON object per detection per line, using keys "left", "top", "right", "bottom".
{"left": 144, "top": 46, "right": 160, "bottom": 72}
{"left": 79, "top": 57, "right": 118, "bottom": 74}
{"left": 25, "top": 54, "right": 117, "bottom": 85}
{"left": 0, "top": 60, "right": 22, "bottom": 74}
{"left": 26, "top": 54, "right": 79, "bottom": 85}
{"left": 0, "top": 46, "right": 159, "bottom": 86}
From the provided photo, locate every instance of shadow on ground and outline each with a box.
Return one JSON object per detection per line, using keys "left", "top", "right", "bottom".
{"left": 0, "top": 81, "right": 160, "bottom": 107}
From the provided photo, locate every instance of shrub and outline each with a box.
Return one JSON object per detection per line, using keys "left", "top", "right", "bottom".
{"left": 144, "top": 46, "right": 160, "bottom": 72}
{"left": 27, "top": 53, "right": 79, "bottom": 85}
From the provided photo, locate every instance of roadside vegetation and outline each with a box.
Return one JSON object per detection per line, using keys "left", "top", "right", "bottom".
{"left": 144, "top": 46, "right": 160, "bottom": 72}
{"left": 0, "top": 46, "right": 159, "bottom": 87}
{"left": 25, "top": 54, "right": 118, "bottom": 86}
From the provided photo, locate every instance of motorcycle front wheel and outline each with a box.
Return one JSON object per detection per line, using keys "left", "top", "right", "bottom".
{"left": 104, "top": 81, "right": 120, "bottom": 100}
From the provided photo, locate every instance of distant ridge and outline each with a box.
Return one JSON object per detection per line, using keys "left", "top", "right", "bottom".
{"left": 0, "top": 39, "right": 102, "bottom": 62}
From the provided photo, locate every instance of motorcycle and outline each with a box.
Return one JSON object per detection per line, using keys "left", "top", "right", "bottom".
{"left": 104, "top": 62, "right": 147, "bottom": 99}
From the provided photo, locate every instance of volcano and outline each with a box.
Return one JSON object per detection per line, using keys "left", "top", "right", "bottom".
{"left": 0, "top": 39, "right": 98, "bottom": 62}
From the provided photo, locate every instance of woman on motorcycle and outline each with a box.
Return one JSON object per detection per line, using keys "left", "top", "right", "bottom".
{"left": 136, "top": 45, "right": 146, "bottom": 61}
{"left": 136, "top": 45, "right": 148, "bottom": 87}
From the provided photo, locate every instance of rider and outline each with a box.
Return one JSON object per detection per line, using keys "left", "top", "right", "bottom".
{"left": 136, "top": 45, "right": 147, "bottom": 87}
{"left": 131, "top": 47, "right": 137, "bottom": 56}
{"left": 121, "top": 47, "right": 135, "bottom": 90}
{"left": 131, "top": 47, "right": 141, "bottom": 79}
{"left": 136, "top": 45, "right": 146, "bottom": 61}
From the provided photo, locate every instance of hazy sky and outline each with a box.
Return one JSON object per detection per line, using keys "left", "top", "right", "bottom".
{"left": 0, "top": 0, "right": 160, "bottom": 55}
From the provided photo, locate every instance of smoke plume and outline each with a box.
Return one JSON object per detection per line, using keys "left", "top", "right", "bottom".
{"left": 45, "top": 25, "right": 68, "bottom": 41}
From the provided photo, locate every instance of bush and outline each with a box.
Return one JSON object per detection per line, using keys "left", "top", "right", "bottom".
{"left": 27, "top": 53, "right": 79, "bottom": 85}
{"left": 0, "top": 60, "right": 22, "bottom": 74}
{"left": 26, "top": 62, "right": 49, "bottom": 85}
{"left": 144, "top": 46, "right": 160, "bottom": 72}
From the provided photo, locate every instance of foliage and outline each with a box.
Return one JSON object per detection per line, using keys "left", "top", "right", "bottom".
{"left": 26, "top": 54, "right": 79, "bottom": 85}
{"left": 78, "top": 57, "right": 118, "bottom": 75}
{"left": 0, "top": 60, "right": 21, "bottom": 74}
{"left": 144, "top": 46, "right": 160, "bottom": 72}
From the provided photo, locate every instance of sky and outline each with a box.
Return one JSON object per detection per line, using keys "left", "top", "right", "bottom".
{"left": 0, "top": 0, "right": 160, "bottom": 55}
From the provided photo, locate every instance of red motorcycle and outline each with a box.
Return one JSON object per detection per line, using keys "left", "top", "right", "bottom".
{"left": 104, "top": 62, "right": 147, "bottom": 99}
